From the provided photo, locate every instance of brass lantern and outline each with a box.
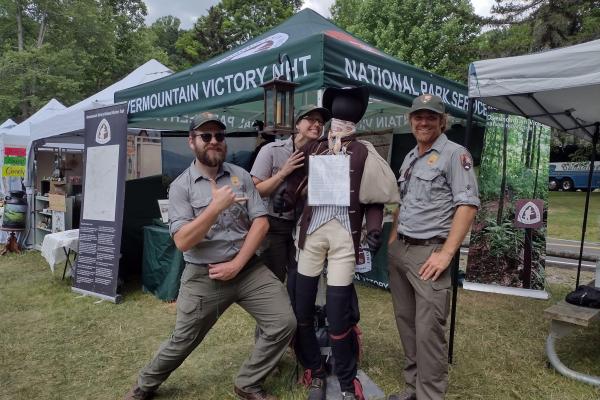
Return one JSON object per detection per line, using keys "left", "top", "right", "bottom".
{"left": 260, "top": 77, "right": 298, "bottom": 136}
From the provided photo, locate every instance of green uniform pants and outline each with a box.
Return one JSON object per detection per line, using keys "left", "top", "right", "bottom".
{"left": 137, "top": 259, "right": 296, "bottom": 393}
{"left": 388, "top": 240, "right": 451, "bottom": 400}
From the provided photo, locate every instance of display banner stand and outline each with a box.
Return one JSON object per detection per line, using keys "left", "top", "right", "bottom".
{"left": 72, "top": 104, "right": 128, "bottom": 303}
{"left": 465, "top": 113, "right": 550, "bottom": 299}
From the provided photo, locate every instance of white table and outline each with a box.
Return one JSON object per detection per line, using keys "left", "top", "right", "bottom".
{"left": 41, "top": 229, "right": 79, "bottom": 278}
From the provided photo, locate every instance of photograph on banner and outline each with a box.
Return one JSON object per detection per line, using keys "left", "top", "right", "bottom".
{"left": 466, "top": 113, "right": 550, "bottom": 291}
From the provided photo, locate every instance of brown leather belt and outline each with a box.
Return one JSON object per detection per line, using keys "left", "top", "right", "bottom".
{"left": 397, "top": 233, "right": 446, "bottom": 246}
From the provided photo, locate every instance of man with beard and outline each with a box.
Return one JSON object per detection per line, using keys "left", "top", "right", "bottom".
{"left": 125, "top": 114, "right": 296, "bottom": 400}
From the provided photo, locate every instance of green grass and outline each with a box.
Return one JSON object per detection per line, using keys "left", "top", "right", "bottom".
{"left": 2, "top": 252, "right": 600, "bottom": 399}
{"left": 547, "top": 192, "right": 600, "bottom": 242}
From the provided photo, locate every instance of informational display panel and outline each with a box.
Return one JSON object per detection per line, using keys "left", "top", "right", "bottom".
{"left": 72, "top": 104, "right": 127, "bottom": 303}
{"left": 465, "top": 113, "right": 550, "bottom": 298}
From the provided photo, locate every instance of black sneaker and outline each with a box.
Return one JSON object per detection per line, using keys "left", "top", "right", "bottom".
{"left": 341, "top": 392, "right": 357, "bottom": 400}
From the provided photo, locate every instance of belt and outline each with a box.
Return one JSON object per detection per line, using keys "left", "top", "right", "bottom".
{"left": 397, "top": 233, "right": 446, "bottom": 246}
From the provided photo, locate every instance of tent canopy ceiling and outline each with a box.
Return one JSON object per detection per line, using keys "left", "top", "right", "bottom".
{"left": 468, "top": 39, "right": 600, "bottom": 140}
{"left": 115, "top": 9, "right": 486, "bottom": 129}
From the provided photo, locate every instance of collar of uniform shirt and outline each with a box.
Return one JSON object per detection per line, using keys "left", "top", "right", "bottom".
{"left": 409, "top": 132, "right": 449, "bottom": 159}
{"left": 189, "top": 159, "right": 231, "bottom": 183}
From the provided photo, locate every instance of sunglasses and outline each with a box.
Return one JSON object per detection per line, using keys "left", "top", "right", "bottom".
{"left": 302, "top": 116, "right": 325, "bottom": 126}
{"left": 193, "top": 132, "right": 226, "bottom": 143}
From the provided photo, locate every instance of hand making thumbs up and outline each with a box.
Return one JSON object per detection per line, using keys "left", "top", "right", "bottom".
{"left": 208, "top": 178, "right": 236, "bottom": 213}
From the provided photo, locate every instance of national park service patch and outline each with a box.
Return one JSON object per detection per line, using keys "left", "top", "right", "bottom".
{"left": 460, "top": 153, "right": 472, "bottom": 170}
{"left": 427, "top": 153, "right": 439, "bottom": 166}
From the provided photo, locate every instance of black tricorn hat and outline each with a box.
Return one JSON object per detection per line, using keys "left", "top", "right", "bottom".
{"left": 322, "top": 86, "right": 370, "bottom": 124}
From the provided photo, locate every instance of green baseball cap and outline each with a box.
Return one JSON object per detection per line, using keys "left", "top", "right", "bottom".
{"left": 189, "top": 112, "right": 226, "bottom": 131}
{"left": 295, "top": 104, "right": 331, "bottom": 125}
{"left": 409, "top": 94, "right": 445, "bottom": 114}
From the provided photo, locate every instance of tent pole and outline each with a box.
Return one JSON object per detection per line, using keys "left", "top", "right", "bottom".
{"left": 448, "top": 97, "right": 475, "bottom": 364}
{"left": 575, "top": 123, "right": 599, "bottom": 288}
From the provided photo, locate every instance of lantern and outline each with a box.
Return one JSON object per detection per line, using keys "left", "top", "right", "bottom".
{"left": 261, "top": 77, "right": 298, "bottom": 136}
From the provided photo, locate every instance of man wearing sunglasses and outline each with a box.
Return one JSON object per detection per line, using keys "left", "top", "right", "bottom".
{"left": 387, "top": 94, "right": 479, "bottom": 400}
{"left": 125, "top": 114, "right": 296, "bottom": 400}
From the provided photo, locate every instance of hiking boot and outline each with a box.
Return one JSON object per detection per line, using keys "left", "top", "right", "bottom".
{"left": 307, "top": 376, "right": 326, "bottom": 400}
{"left": 234, "top": 386, "right": 278, "bottom": 400}
{"left": 388, "top": 390, "right": 417, "bottom": 400}
{"left": 124, "top": 384, "right": 154, "bottom": 400}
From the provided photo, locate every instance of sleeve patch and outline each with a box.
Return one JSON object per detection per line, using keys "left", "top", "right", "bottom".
{"left": 460, "top": 153, "right": 473, "bottom": 170}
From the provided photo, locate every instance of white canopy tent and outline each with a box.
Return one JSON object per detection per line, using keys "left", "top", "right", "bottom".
{"left": 467, "top": 38, "right": 600, "bottom": 387}
{"left": 29, "top": 59, "right": 172, "bottom": 142}
{"left": 24, "top": 58, "right": 172, "bottom": 188}
{"left": 0, "top": 119, "right": 16, "bottom": 129}
{"left": 17, "top": 60, "right": 172, "bottom": 249}
{"left": 0, "top": 98, "right": 65, "bottom": 139}
{"left": 468, "top": 38, "right": 600, "bottom": 141}
{"left": 1, "top": 99, "right": 66, "bottom": 193}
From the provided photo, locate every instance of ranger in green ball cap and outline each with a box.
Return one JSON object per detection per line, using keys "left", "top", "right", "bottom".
{"left": 189, "top": 112, "right": 226, "bottom": 131}
{"left": 387, "top": 91, "right": 479, "bottom": 400}
{"left": 294, "top": 104, "right": 331, "bottom": 125}
{"left": 409, "top": 93, "right": 446, "bottom": 115}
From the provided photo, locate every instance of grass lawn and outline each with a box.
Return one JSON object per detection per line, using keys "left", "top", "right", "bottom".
{"left": 547, "top": 191, "right": 600, "bottom": 242}
{"left": 2, "top": 252, "right": 600, "bottom": 399}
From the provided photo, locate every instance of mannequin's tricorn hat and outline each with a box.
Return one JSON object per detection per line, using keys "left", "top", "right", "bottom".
{"left": 322, "top": 86, "right": 370, "bottom": 124}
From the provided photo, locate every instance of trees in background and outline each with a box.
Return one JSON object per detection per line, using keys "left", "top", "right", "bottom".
{"left": 330, "top": 0, "right": 600, "bottom": 83}
{"left": 331, "top": 0, "right": 480, "bottom": 82}
{"left": 2, "top": 0, "right": 600, "bottom": 123}
{"left": 476, "top": 0, "right": 600, "bottom": 59}
{"left": 175, "top": 0, "right": 300, "bottom": 68}
{"left": 0, "top": 0, "right": 301, "bottom": 122}
{"left": 0, "top": 0, "right": 166, "bottom": 122}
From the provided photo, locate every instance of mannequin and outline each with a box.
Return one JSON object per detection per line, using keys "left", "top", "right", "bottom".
{"left": 284, "top": 86, "right": 395, "bottom": 400}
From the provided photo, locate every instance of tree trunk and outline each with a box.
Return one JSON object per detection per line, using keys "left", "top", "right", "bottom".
{"left": 16, "top": 1, "right": 24, "bottom": 51}
{"left": 528, "top": 124, "right": 537, "bottom": 169}
{"left": 37, "top": 14, "right": 47, "bottom": 48}
{"left": 520, "top": 122, "right": 529, "bottom": 165}
{"left": 497, "top": 114, "right": 509, "bottom": 225}
{"left": 525, "top": 120, "right": 533, "bottom": 168}
{"left": 533, "top": 126, "right": 542, "bottom": 198}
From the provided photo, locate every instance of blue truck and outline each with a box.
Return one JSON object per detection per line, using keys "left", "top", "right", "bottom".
{"left": 548, "top": 161, "right": 600, "bottom": 191}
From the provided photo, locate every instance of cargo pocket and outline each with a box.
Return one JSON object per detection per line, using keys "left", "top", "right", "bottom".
{"left": 191, "top": 197, "right": 217, "bottom": 238}
{"left": 432, "top": 271, "right": 451, "bottom": 324}
{"left": 191, "top": 197, "right": 211, "bottom": 216}
{"left": 412, "top": 169, "right": 440, "bottom": 203}
{"left": 173, "top": 286, "right": 203, "bottom": 341}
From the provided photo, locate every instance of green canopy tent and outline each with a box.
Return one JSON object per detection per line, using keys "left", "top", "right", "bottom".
{"left": 114, "top": 8, "right": 486, "bottom": 130}
{"left": 113, "top": 9, "right": 484, "bottom": 321}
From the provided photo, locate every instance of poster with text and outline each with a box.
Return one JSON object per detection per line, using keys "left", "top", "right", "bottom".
{"left": 465, "top": 113, "right": 550, "bottom": 294}
{"left": 72, "top": 104, "right": 127, "bottom": 302}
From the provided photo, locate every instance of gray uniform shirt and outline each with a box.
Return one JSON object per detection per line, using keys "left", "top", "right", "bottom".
{"left": 169, "top": 160, "right": 267, "bottom": 264}
{"left": 250, "top": 137, "right": 295, "bottom": 220}
{"left": 398, "top": 133, "right": 480, "bottom": 239}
